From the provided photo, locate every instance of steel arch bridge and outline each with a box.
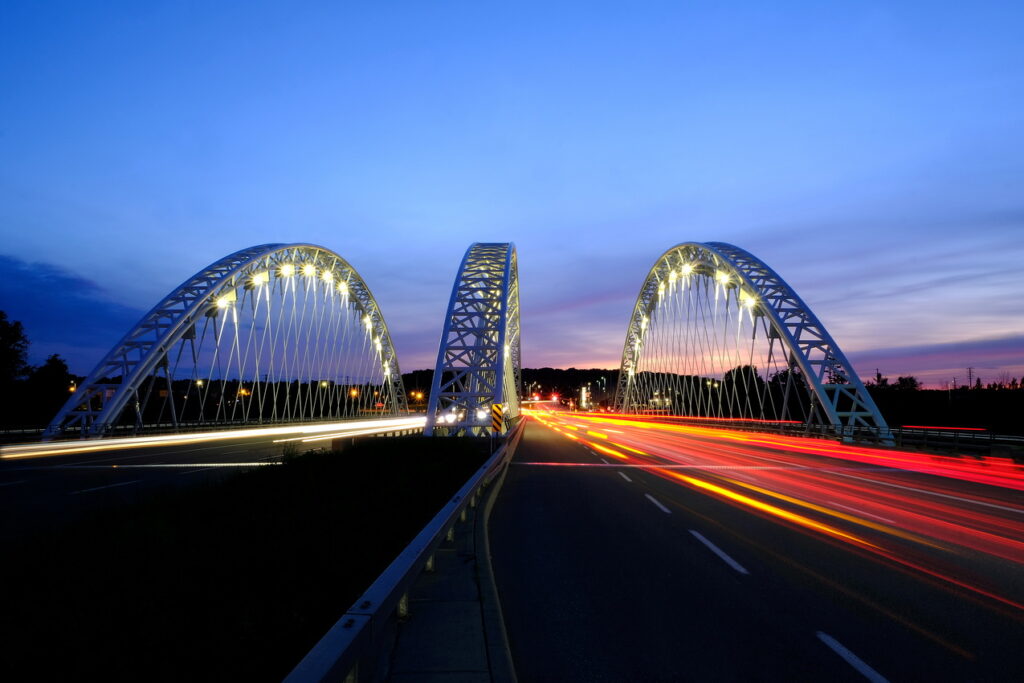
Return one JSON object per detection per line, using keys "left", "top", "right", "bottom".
{"left": 614, "top": 242, "right": 891, "bottom": 441}
{"left": 425, "top": 243, "right": 521, "bottom": 437}
{"left": 46, "top": 244, "right": 407, "bottom": 439}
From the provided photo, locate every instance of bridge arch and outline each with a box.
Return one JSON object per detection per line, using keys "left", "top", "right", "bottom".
{"left": 425, "top": 243, "right": 521, "bottom": 436}
{"left": 614, "top": 242, "right": 890, "bottom": 439}
{"left": 46, "top": 243, "right": 407, "bottom": 439}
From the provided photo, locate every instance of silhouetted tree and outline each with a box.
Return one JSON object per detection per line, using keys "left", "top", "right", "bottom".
{"left": 893, "top": 375, "right": 921, "bottom": 391}
{"left": 0, "top": 311, "right": 30, "bottom": 385}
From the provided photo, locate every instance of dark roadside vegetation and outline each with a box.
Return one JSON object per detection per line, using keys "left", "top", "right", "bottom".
{"left": 0, "top": 436, "right": 489, "bottom": 682}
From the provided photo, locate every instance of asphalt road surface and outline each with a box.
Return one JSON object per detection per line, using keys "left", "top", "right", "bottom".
{"left": 0, "top": 417, "right": 423, "bottom": 542}
{"left": 489, "top": 412, "right": 1024, "bottom": 682}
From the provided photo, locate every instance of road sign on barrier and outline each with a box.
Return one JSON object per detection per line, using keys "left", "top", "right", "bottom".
{"left": 491, "top": 403, "right": 504, "bottom": 433}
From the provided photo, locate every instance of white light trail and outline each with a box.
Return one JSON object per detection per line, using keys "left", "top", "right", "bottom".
{"left": 0, "top": 417, "right": 426, "bottom": 461}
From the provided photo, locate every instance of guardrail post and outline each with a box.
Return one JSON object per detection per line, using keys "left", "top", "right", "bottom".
{"left": 397, "top": 592, "right": 409, "bottom": 620}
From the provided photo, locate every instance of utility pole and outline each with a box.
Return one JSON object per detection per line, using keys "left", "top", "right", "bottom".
{"left": 967, "top": 367, "right": 974, "bottom": 387}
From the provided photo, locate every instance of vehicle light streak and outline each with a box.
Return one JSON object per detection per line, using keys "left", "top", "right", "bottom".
{"left": 527, "top": 409, "right": 1024, "bottom": 615}
{"left": 0, "top": 417, "right": 427, "bottom": 460}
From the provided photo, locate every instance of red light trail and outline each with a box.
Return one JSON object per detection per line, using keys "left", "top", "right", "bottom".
{"left": 523, "top": 408, "right": 1024, "bottom": 614}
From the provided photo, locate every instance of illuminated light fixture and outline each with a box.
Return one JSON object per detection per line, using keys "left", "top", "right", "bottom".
{"left": 740, "top": 290, "right": 757, "bottom": 307}
{"left": 337, "top": 281, "right": 348, "bottom": 294}
{"left": 320, "top": 380, "right": 329, "bottom": 387}
{"left": 681, "top": 263, "right": 694, "bottom": 275}
{"left": 196, "top": 379, "right": 204, "bottom": 387}
{"left": 668, "top": 270, "right": 677, "bottom": 282}
{"left": 444, "top": 412, "right": 457, "bottom": 424}
{"left": 382, "top": 361, "right": 390, "bottom": 375}
{"left": 302, "top": 264, "right": 316, "bottom": 277}
{"left": 658, "top": 282, "right": 666, "bottom": 295}
{"left": 215, "top": 290, "right": 237, "bottom": 308}
{"left": 476, "top": 409, "right": 488, "bottom": 420}
{"left": 322, "top": 270, "right": 334, "bottom": 282}
{"left": 715, "top": 270, "right": 730, "bottom": 284}
{"left": 349, "top": 388, "right": 359, "bottom": 397}
{"left": 279, "top": 264, "right": 295, "bottom": 277}
{"left": 374, "top": 338, "right": 382, "bottom": 351}
{"left": 640, "top": 316, "right": 648, "bottom": 330}
{"left": 251, "top": 271, "right": 270, "bottom": 286}
{"left": 363, "top": 316, "right": 373, "bottom": 331}
{"left": 504, "top": 343, "right": 510, "bottom": 358}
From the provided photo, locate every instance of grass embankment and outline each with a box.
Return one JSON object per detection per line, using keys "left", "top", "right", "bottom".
{"left": 0, "top": 436, "right": 490, "bottom": 682}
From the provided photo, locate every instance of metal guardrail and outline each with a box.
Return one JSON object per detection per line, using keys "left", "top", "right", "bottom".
{"left": 284, "top": 419, "right": 526, "bottom": 683}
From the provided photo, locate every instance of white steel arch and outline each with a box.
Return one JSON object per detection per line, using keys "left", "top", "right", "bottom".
{"left": 425, "top": 243, "right": 521, "bottom": 436}
{"left": 614, "top": 242, "right": 891, "bottom": 440}
{"left": 46, "top": 243, "right": 407, "bottom": 439}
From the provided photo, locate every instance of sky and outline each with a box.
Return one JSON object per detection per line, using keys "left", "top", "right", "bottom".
{"left": 1, "top": 1, "right": 1022, "bottom": 388}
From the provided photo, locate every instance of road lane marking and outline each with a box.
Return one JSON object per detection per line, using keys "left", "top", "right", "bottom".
{"left": 600, "top": 458, "right": 610, "bottom": 464}
{"left": 645, "top": 493, "right": 671, "bottom": 514}
{"left": 71, "top": 480, "right": 141, "bottom": 495}
{"left": 828, "top": 501, "right": 896, "bottom": 525}
{"left": 689, "top": 530, "right": 749, "bottom": 575}
{"left": 831, "top": 471, "right": 1023, "bottom": 515}
{"left": 618, "top": 472, "right": 633, "bottom": 483}
{"left": 816, "top": 632, "right": 888, "bottom": 682}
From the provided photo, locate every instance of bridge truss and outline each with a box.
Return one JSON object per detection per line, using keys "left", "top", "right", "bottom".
{"left": 425, "top": 243, "right": 521, "bottom": 436}
{"left": 46, "top": 244, "right": 407, "bottom": 439}
{"left": 614, "top": 242, "right": 891, "bottom": 440}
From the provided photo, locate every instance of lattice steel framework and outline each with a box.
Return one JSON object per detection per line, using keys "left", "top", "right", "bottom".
{"left": 425, "top": 243, "right": 521, "bottom": 436}
{"left": 614, "top": 242, "right": 891, "bottom": 440}
{"left": 46, "top": 244, "right": 407, "bottom": 439}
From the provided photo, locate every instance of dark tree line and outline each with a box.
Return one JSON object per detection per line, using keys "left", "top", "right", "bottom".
{"left": 0, "top": 311, "right": 81, "bottom": 429}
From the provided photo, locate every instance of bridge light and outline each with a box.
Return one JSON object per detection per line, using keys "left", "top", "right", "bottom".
{"left": 350, "top": 388, "right": 359, "bottom": 397}
{"left": 280, "top": 264, "right": 295, "bottom": 277}
{"left": 715, "top": 270, "right": 730, "bottom": 285}
{"left": 196, "top": 379, "right": 204, "bottom": 387}
{"left": 215, "top": 290, "right": 236, "bottom": 308}
{"left": 302, "top": 264, "right": 317, "bottom": 277}
{"left": 668, "top": 270, "right": 677, "bottom": 283}
{"left": 322, "top": 270, "right": 334, "bottom": 283}
{"left": 476, "top": 409, "right": 488, "bottom": 420}
{"left": 740, "top": 290, "right": 757, "bottom": 307}
{"left": 251, "top": 271, "right": 269, "bottom": 286}
{"left": 681, "top": 263, "right": 694, "bottom": 276}
{"left": 337, "top": 281, "right": 348, "bottom": 294}
{"left": 320, "top": 380, "right": 329, "bottom": 388}
{"left": 363, "top": 316, "right": 373, "bottom": 331}
{"left": 640, "top": 316, "right": 648, "bottom": 330}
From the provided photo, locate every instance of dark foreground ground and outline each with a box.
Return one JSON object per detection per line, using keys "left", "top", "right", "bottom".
{"left": 0, "top": 436, "right": 488, "bottom": 682}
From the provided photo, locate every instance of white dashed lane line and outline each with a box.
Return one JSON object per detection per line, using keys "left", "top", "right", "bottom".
{"left": 645, "top": 493, "right": 671, "bottom": 514}
{"left": 816, "top": 632, "right": 889, "bottom": 682}
{"left": 689, "top": 530, "right": 749, "bottom": 575}
{"left": 618, "top": 471, "right": 633, "bottom": 483}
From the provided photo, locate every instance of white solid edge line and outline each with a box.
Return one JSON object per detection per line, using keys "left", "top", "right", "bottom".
{"left": 832, "top": 471, "right": 1023, "bottom": 515}
{"left": 816, "top": 632, "right": 889, "bottom": 683}
{"left": 71, "top": 480, "right": 141, "bottom": 495}
{"left": 618, "top": 471, "right": 633, "bottom": 483}
{"left": 645, "top": 493, "right": 671, "bottom": 514}
{"left": 689, "top": 530, "right": 749, "bottom": 575}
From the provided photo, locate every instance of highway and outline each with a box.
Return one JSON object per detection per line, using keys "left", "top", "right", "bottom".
{"left": 489, "top": 409, "right": 1024, "bottom": 681}
{"left": 0, "top": 416, "right": 424, "bottom": 542}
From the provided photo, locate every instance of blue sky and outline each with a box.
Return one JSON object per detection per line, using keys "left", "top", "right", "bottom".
{"left": 2, "top": 1, "right": 1022, "bottom": 387}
